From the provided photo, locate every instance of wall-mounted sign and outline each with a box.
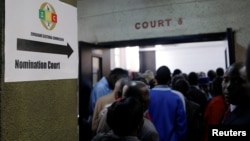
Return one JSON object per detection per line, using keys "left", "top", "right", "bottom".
{"left": 134, "top": 17, "right": 183, "bottom": 30}
{"left": 5, "top": 1, "right": 78, "bottom": 82}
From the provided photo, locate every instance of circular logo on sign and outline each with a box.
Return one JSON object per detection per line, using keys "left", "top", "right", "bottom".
{"left": 39, "top": 2, "right": 57, "bottom": 30}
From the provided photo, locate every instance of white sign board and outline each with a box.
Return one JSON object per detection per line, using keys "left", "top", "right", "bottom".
{"left": 5, "top": 0, "right": 78, "bottom": 82}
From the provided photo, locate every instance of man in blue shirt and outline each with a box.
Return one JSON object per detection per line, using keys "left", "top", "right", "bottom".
{"left": 148, "top": 65, "right": 187, "bottom": 141}
{"left": 88, "top": 68, "right": 129, "bottom": 123}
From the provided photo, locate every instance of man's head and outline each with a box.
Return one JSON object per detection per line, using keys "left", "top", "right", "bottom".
{"left": 173, "top": 78, "right": 190, "bottom": 97}
{"left": 222, "top": 62, "right": 248, "bottom": 105}
{"left": 107, "top": 97, "right": 144, "bottom": 137}
{"left": 107, "top": 68, "right": 129, "bottom": 90}
{"left": 173, "top": 69, "right": 182, "bottom": 77}
{"left": 172, "top": 74, "right": 185, "bottom": 88}
{"left": 188, "top": 72, "right": 199, "bottom": 85}
{"left": 216, "top": 67, "right": 224, "bottom": 77}
{"left": 155, "top": 66, "right": 171, "bottom": 85}
{"left": 122, "top": 81, "right": 150, "bottom": 112}
{"left": 207, "top": 69, "right": 216, "bottom": 81}
{"left": 113, "top": 78, "right": 130, "bottom": 100}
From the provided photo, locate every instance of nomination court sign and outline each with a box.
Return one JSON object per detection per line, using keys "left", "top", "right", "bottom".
{"left": 5, "top": 1, "right": 78, "bottom": 82}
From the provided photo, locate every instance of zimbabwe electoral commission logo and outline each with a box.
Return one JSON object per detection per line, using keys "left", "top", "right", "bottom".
{"left": 39, "top": 2, "right": 57, "bottom": 30}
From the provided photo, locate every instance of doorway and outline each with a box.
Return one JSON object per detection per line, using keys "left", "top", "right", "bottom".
{"left": 78, "top": 29, "right": 235, "bottom": 141}
{"left": 100, "top": 30, "right": 234, "bottom": 75}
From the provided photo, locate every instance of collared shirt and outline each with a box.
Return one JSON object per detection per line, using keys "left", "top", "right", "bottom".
{"left": 230, "top": 104, "right": 237, "bottom": 112}
{"left": 152, "top": 85, "right": 186, "bottom": 111}
{"left": 89, "top": 77, "right": 112, "bottom": 116}
{"left": 149, "top": 85, "right": 187, "bottom": 141}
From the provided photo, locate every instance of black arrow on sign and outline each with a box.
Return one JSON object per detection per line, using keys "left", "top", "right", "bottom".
{"left": 17, "top": 38, "right": 73, "bottom": 58}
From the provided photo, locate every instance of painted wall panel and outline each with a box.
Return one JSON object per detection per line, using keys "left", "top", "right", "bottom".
{"left": 78, "top": 0, "right": 250, "bottom": 49}
{"left": 1, "top": 0, "right": 78, "bottom": 141}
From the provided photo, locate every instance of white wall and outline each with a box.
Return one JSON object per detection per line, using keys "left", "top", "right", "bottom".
{"left": 155, "top": 41, "right": 228, "bottom": 74}
{"left": 110, "top": 47, "right": 140, "bottom": 72}
{"left": 110, "top": 41, "right": 228, "bottom": 74}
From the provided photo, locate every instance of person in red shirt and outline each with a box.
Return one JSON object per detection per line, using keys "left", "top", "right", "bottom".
{"left": 202, "top": 75, "right": 228, "bottom": 141}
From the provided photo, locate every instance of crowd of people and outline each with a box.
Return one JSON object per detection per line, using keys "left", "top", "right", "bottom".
{"left": 80, "top": 45, "right": 250, "bottom": 141}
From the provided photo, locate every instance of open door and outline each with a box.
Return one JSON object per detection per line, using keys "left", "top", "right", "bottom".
{"left": 77, "top": 29, "right": 235, "bottom": 140}
{"left": 78, "top": 41, "right": 110, "bottom": 141}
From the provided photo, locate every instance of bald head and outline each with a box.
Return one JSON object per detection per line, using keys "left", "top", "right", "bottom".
{"left": 122, "top": 81, "right": 149, "bottom": 112}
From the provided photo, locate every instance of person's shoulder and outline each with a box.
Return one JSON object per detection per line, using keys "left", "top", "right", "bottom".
{"left": 150, "top": 87, "right": 178, "bottom": 96}
{"left": 98, "top": 92, "right": 113, "bottom": 100}
{"left": 96, "top": 94, "right": 114, "bottom": 109}
{"left": 213, "top": 95, "right": 225, "bottom": 100}
{"left": 169, "top": 89, "right": 184, "bottom": 98}
{"left": 92, "top": 81, "right": 111, "bottom": 94}
{"left": 143, "top": 117, "right": 157, "bottom": 129}
{"left": 171, "top": 89, "right": 183, "bottom": 95}
{"left": 93, "top": 76, "right": 107, "bottom": 85}
{"left": 208, "top": 95, "right": 225, "bottom": 105}
{"left": 95, "top": 96, "right": 106, "bottom": 108}
{"left": 186, "top": 99, "right": 200, "bottom": 110}
{"left": 92, "top": 132, "right": 119, "bottom": 141}
{"left": 141, "top": 118, "right": 159, "bottom": 135}
{"left": 188, "top": 86, "right": 206, "bottom": 95}
{"left": 119, "top": 136, "right": 141, "bottom": 141}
